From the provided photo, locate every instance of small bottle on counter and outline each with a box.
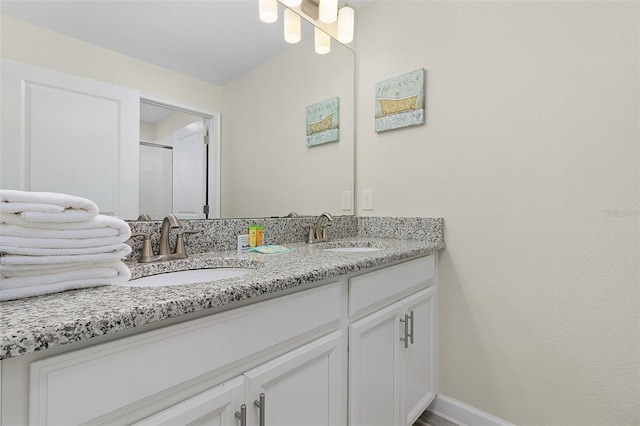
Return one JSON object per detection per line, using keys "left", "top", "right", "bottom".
{"left": 249, "top": 225, "right": 264, "bottom": 247}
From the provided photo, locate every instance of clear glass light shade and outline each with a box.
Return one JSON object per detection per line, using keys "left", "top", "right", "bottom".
{"left": 281, "top": 0, "right": 302, "bottom": 6}
{"left": 337, "top": 6, "right": 354, "bottom": 43}
{"left": 315, "top": 27, "right": 331, "bottom": 54}
{"left": 319, "top": 0, "right": 338, "bottom": 23}
{"left": 259, "top": 0, "right": 278, "bottom": 23}
{"left": 284, "top": 9, "right": 301, "bottom": 43}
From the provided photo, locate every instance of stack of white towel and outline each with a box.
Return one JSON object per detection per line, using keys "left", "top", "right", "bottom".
{"left": 0, "top": 190, "right": 132, "bottom": 301}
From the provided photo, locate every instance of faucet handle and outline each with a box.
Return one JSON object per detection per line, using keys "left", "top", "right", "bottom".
{"left": 300, "top": 224, "right": 315, "bottom": 244}
{"left": 175, "top": 230, "right": 201, "bottom": 256}
{"left": 130, "top": 232, "right": 155, "bottom": 262}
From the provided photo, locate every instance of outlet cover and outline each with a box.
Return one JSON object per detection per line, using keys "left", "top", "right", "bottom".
{"left": 362, "top": 190, "right": 374, "bottom": 210}
{"left": 341, "top": 191, "right": 352, "bottom": 210}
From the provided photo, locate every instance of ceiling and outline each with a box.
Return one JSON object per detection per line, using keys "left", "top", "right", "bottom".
{"left": 0, "top": 0, "right": 365, "bottom": 86}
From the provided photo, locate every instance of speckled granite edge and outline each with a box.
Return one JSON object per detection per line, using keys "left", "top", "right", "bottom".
{"left": 126, "top": 216, "right": 358, "bottom": 261}
{"left": 1, "top": 216, "right": 444, "bottom": 360}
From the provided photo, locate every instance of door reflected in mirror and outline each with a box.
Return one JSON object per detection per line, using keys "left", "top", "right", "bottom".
{"left": 139, "top": 102, "right": 210, "bottom": 221}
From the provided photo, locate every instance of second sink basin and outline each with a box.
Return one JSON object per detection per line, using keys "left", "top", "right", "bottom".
{"left": 120, "top": 268, "right": 253, "bottom": 287}
{"left": 323, "top": 247, "right": 382, "bottom": 253}
{"left": 320, "top": 240, "right": 385, "bottom": 253}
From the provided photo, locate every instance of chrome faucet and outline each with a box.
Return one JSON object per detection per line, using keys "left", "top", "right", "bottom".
{"left": 306, "top": 212, "right": 333, "bottom": 243}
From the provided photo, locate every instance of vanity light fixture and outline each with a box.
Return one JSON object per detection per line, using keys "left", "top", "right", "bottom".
{"left": 259, "top": 0, "right": 278, "bottom": 23}
{"left": 337, "top": 4, "right": 354, "bottom": 43}
{"left": 314, "top": 27, "right": 331, "bottom": 54}
{"left": 284, "top": 8, "right": 301, "bottom": 43}
{"left": 319, "top": 0, "right": 338, "bottom": 23}
{"left": 259, "top": 0, "right": 354, "bottom": 54}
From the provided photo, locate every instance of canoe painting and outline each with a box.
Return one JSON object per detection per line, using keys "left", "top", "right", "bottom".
{"left": 375, "top": 68, "right": 425, "bottom": 132}
{"left": 306, "top": 97, "right": 340, "bottom": 147}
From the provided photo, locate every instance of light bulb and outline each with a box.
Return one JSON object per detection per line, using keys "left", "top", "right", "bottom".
{"left": 259, "top": 0, "right": 278, "bottom": 23}
{"left": 337, "top": 6, "right": 354, "bottom": 43}
{"left": 319, "top": 0, "right": 338, "bottom": 24}
{"left": 284, "top": 9, "right": 301, "bottom": 43}
{"left": 315, "top": 27, "right": 331, "bottom": 54}
{"left": 281, "top": 0, "right": 302, "bottom": 6}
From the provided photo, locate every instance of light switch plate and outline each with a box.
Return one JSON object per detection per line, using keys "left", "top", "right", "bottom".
{"left": 341, "top": 191, "right": 352, "bottom": 210}
{"left": 362, "top": 190, "right": 374, "bottom": 211}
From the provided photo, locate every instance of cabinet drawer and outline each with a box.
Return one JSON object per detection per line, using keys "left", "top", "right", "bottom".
{"left": 349, "top": 256, "right": 434, "bottom": 318}
{"left": 29, "top": 282, "right": 342, "bottom": 426}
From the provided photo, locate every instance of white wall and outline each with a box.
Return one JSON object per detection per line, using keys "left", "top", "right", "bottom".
{"left": 154, "top": 111, "right": 202, "bottom": 142}
{"left": 356, "top": 2, "right": 639, "bottom": 425}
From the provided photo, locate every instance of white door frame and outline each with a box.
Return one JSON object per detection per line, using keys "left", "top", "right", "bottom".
{"left": 140, "top": 93, "right": 221, "bottom": 219}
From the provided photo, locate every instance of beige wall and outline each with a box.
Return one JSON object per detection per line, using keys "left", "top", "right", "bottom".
{"left": 222, "top": 37, "right": 354, "bottom": 218}
{"left": 0, "top": 15, "right": 226, "bottom": 111}
{"left": 356, "top": 2, "right": 639, "bottom": 425}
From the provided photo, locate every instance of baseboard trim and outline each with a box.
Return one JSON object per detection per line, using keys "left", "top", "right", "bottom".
{"left": 427, "top": 394, "right": 514, "bottom": 426}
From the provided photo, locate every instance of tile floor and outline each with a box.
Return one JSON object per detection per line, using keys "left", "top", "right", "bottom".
{"left": 414, "top": 410, "right": 459, "bottom": 426}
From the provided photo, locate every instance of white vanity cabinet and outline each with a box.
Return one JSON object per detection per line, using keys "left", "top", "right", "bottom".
{"left": 24, "top": 283, "right": 345, "bottom": 426}
{"left": 1, "top": 253, "right": 437, "bottom": 426}
{"left": 135, "top": 331, "right": 343, "bottom": 426}
{"left": 133, "top": 376, "right": 246, "bottom": 425}
{"left": 348, "top": 256, "right": 437, "bottom": 426}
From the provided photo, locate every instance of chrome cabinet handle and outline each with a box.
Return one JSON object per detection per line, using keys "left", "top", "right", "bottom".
{"left": 254, "top": 393, "right": 265, "bottom": 426}
{"left": 400, "top": 314, "right": 409, "bottom": 349}
{"left": 235, "top": 404, "right": 246, "bottom": 426}
{"left": 408, "top": 310, "right": 415, "bottom": 345}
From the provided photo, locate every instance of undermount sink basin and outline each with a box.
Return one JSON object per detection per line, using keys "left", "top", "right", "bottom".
{"left": 323, "top": 247, "right": 382, "bottom": 253}
{"left": 121, "top": 268, "right": 253, "bottom": 288}
{"left": 320, "top": 240, "right": 385, "bottom": 253}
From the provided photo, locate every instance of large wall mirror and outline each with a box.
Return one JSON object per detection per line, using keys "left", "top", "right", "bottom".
{"left": 0, "top": 1, "right": 355, "bottom": 220}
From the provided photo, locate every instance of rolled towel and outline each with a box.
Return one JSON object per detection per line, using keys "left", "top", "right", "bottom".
{"left": 0, "top": 214, "right": 131, "bottom": 239}
{"left": 0, "top": 261, "right": 131, "bottom": 301}
{"left": 0, "top": 189, "right": 99, "bottom": 223}
{"left": 0, "top": 244, "right": 132, "bottom": 266}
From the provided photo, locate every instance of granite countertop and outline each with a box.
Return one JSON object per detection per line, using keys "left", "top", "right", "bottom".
{"left": 0, "top": 237, "right": 444, "bottom": 360}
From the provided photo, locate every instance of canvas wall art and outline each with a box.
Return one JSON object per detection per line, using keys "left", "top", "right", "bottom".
{"left": 306, "top": 97, "right": 340, "bottom": 147}
{"left": 375, "top": 68, "right": 425, "bottom": 133}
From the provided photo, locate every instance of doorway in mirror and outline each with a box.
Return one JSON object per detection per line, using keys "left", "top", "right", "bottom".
{"left": 139, "top": 99, "right": 218, "bottom": 221}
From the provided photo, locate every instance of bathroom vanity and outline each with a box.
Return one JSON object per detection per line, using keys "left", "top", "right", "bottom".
{"left": 0, "top": 232, "right": 443, "bottom": 426}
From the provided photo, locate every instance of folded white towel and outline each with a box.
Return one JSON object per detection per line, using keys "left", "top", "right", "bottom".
{"left": 0, "top": 261, "right": 127, "bottom": 278}
{"left": 0, "top": 261, "right": 131, "bottom": 301}
{"left": 0, "top": 214, "right": 130, "bottom": 239}
{"left": 1, "top": 232, "right": 130, "bottom": 251}
{"left": 0, "top": 189, "right": 99, "bottom": 223}
{"left": 0, "top": 244, "right": 131, "bottom": 266}
{"left": 0, "top": 242, "right": 130, "bottom": 256}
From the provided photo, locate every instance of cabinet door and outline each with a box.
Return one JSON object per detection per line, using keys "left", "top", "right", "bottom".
{"left": 244, "top": 331, "right": 344, "bottom": 426}
{"left": 133, "top": 376, "right": 245, "bottom": 426}
{"left": 401, "top": 287, "right": 437, "bottom": 426}
{"left": 349, "top": 302, "right": 404, "bottom": 426}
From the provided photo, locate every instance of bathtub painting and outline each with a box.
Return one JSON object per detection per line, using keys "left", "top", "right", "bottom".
{"left": 375, "top": 68, "right": 425, "bottom": 132}
{"left": 306, "top": 97, "right": 340, "bottom": 147}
